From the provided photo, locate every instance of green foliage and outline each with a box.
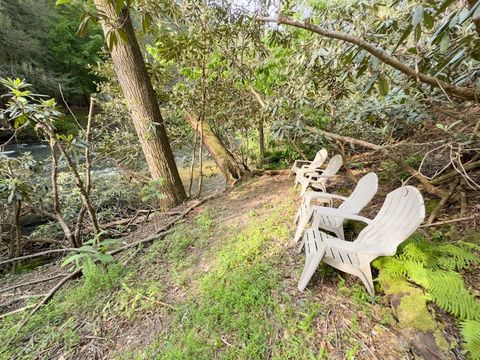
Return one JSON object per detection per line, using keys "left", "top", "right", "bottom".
{"left": 139, "top": 179, "right": 167, "bottom": 203}
{"left": 374, "top": 233, "right": 480, "bottom": 358}
{"left": 0, "top": 0, "right": 102, "bottom": 103}
{"left": 461, "top": 320, "right": 480, "bottom": 360}
{"left": 62, "top": 234, "right": 119, "bottom": 269}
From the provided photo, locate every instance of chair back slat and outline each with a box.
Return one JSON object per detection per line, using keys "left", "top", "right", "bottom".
{"left": 356, "top": 186, "right": 425, "bottom": 249}
{"left": 322, "top": 154, "right": 343, "bottom": 178}
{"left": 310, "top": 149, "right": 328, "bottom": 169}
{"left": 339, "top": 172, "right": 378, "bottom": 214}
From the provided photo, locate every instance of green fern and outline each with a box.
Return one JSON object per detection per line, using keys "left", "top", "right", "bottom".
{"left": 373, "top": 233, "right": 480, "bottom": 358}
{"left": 461, "top": 320, "right": 480, "bottom": 360}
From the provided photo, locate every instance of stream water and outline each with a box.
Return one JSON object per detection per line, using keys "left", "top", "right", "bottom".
{"left": 1, "top": 142, "right": 225, "bottom": 194}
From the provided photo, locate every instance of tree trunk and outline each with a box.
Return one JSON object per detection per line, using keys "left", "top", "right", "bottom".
{"left": 258, "top": 118, "right": 265, "bottom": 167}
{"left": 185, "top": 112, "right": 243, "bottom": 185}
{"left": 93, "top": 1, "right": 186, "bottom": 206}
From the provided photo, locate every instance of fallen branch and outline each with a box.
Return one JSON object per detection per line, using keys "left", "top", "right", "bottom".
{"left": 4, "top": 191, "right": 221, "bottom": 344}
{"left": 0, "top": 274, "right": 68, "bottom": 293}
{"left": 430, "top": 160, "right": 480, "bottom": 185}
{"left": 6, "top": 269, "right": 82, "bottom": 347}
{"left": 427, "top": 178, "right": 459, "bottom": 224}
{"left": 0, "top": 304, "right": 36, "bottom": 319}
{"left": 0, "top": 294, "right": 46, "bottom": 308}
{"left": 0, "top": 248, "right": 76, "bottom": 267}
{"left": 306, "top": 126, "right": 383, "bottom": 151}
{"left": 109, "top": 193, "right": 218, "bottom": 256}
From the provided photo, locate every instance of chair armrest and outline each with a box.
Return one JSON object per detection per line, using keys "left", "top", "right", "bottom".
{"left": 306, "top": 174, "right": 337, "bottom": 182}
{"left": 293, "top": 160, "right": 311, "bottom": 168}
{"left": 303, "top": 192, "right": 347, "bottom": 203}
{"left": 311, "top": 206, "right": 372, "bottom": 224}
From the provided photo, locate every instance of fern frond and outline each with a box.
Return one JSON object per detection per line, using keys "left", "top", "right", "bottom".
{"left": 461, "top": 320, "right": 480, "bottom": 360}
{"left": 435, "top": 244, "right": 479, "bottom": 270}
{"left": 408, "top": 268, "right": 480, "bottom": 321}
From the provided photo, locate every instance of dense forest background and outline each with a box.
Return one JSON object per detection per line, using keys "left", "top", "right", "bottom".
{"left": 0, "top": 0, "right": 102, "bottom": 105}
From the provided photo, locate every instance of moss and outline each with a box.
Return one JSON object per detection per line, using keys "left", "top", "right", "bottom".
{"left": 381, "top": 276, "right": 413, "bottom": 295}
{"left": 424, "top": 199, "right": 439, "bottom": 214}
{"left": 397, "top": 293, "right": 437, "bottom": 332}
{"left": 434, "top": 329, "right": 453, "bottom": 353}
{"left": 381, "top": 277, "right": 436, "bottom": 332}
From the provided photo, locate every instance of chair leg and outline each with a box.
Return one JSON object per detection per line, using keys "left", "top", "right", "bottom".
{"left": 357, "top": 265, "right": 375, "bottom": 296}
{"left": 298, "top": 233, "right": 327, "bottom": 291}
{"left": 296, "top": 237, "right": 305, "bottom": 254}
{"left": 333, "top": 226, "right": 345, "bottom": 240}
{"left": 300, "top": 182, "right": 309, "bottom": 196}
{"left": 293, "top": 207, "right": 300, "bottom": 223}
{"left": 293, "top": 219, "right": 307, "bottom": 243}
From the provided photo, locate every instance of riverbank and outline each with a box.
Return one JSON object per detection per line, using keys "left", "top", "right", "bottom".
{"left": 1, "top": 172, "right": 478, "bottom": 359}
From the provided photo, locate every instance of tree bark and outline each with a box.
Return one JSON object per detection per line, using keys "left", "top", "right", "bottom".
{"left": 257, "top": 15, "right": 480, "bottom": 102}
{"left": 185, "top": 112, "right": 243, "bottom": 185}
{"left": 93, "top": 1, "right": 186, "bottom": 206}
{"left": 258, "top": 118, "right": 265, "bottom": 166}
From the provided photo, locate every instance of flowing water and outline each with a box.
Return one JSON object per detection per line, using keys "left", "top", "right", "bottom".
{"left": 1, "top": 142, "right": 225, "bottom": 194}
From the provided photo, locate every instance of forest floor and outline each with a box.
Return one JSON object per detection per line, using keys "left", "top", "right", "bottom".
{"left": 0, "top": 171, "right": 479, "bottom": 359}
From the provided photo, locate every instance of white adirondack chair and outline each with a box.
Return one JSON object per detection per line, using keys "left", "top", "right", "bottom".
{"left": 291, "top": 149, "right": 328, "bottom": 187}
{"left": 297, "top": 186, "right": 425, "bottom": 295}
{"left": 297, "top": 154, "right": 343, "bottom": 196}
{"left": 293, "top": 172, "right": 378, "bottom": 245}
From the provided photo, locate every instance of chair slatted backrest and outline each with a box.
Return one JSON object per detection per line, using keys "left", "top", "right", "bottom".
{"left": 356, "top": 186, "right": 425, "bottom": 251}
{"left": 321, "top": 154, "right": 343, "bottom": 178}
{"left": 310, "top": 149, "right": 328, "bottom": 170}
{"left": 338, "top": 172, "right": 378, "bottom": 215}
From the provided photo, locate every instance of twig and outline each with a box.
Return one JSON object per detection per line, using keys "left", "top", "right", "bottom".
{"left": 427, "top": 178, "right": 459, "bottom": 224}
{"left": 0, "top": 304, "right": 36, "bottom": 319}
{"left": 0, "top": 294, "right": 46, "bottom": 308}
{"left": 420, "top": 216, "right": 476, "bottom": 228}
{"left": 58, "top": 85, "right": 84, "bottom": 131}
{"left": 142, "top": 295, "right": 176, "bottom": 310}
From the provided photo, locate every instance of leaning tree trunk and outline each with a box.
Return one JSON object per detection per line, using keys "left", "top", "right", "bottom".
{"left": 185, "top": 112, "right": 243, "bottom": 185}
{"left": 93, "top": 1, "right": 186, "bottom": 206}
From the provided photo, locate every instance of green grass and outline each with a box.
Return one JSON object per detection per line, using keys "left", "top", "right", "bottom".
{"left": 123, "top": 200, "right": 335, "bottom": 359}
{"left": 0, "top": 260, "right": 124, "bottom": 359}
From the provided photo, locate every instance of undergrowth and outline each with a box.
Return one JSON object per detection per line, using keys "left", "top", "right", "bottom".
{"left": 373, "top": 232, "right": 480, "bottom": 359}
{"left": 0, "top": 260, "right": 124, "bottom": 359}
{"left": 125, "top": 201, "right": 335, "bottom": 359}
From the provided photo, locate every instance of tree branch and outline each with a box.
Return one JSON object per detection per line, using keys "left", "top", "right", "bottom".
{"left": 257, "top": 15, "right": 480, "bottom": 102}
